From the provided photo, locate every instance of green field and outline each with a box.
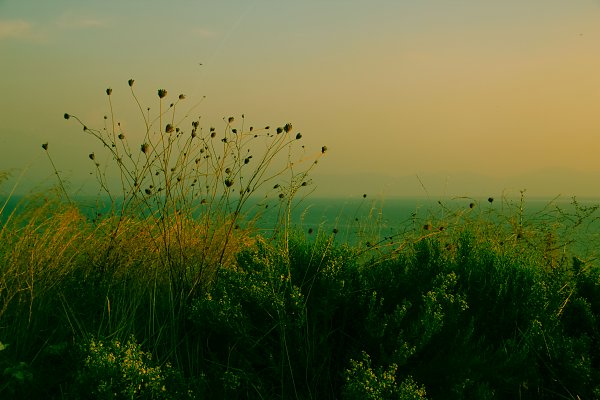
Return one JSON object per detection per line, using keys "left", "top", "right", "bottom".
{"left": 2, "top": 191, "right": 600, "bottom": 399}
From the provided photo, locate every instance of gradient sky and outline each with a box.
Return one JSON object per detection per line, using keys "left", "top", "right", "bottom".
{"left": 2, "top": 0, "right": 600, "bottom": 198}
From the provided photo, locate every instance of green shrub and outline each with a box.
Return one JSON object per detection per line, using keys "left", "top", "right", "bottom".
{"left": 70, "top": 335, "right": 190, "bottom": 400}
{"left": 342, "top": 351, "right": 427, "bottom": 400}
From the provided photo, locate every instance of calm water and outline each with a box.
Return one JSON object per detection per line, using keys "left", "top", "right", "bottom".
{"left": 3, "top": 194, "right": 600, "bottom": 256}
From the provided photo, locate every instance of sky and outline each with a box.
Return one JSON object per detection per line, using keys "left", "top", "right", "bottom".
{"left": 1, "top": 0, "right": 600, "bottom": 199}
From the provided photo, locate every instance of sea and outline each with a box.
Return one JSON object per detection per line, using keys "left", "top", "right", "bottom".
{"left": 3, "top": 194, "right": 600, "bottom": 258}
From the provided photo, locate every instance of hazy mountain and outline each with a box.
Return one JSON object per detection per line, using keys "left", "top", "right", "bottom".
{"left": 311, "top": 168, "right": 600, "bottom": 199}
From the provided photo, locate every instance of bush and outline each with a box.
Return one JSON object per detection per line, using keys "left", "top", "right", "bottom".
{"left": 70, "top": 335, "right": 190, "bottom": 400}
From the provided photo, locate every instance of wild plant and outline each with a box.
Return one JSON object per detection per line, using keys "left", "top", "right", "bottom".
{"left": 20, "top": 79, "right": 326, "bottom": 383}
{"left": 54, "top": 79, "right": 326, "bottom": 293}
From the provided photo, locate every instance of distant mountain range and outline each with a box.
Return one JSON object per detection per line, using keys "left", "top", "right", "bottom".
{"left": 310, "top": 169, "right": 600, "bottom": 199}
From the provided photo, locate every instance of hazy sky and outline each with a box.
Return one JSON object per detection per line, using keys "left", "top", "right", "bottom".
{"left": 2, "top": 0, "right": 600, "bottom": 198}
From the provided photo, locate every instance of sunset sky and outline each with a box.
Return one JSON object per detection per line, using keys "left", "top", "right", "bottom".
{"left": 2, "top": 0, "right": 600, "bottom": 198}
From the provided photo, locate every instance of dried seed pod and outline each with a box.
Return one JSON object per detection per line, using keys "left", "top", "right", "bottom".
{"left": 284, "top": 123, "right": 292, "bottom": 133}
{"left": 106, "top": 88, "right": 112, "bottom": 95}
{"left": 141, "top": 143, "right": 150, "bottom": 154}
{"left": 41, "top": 142, "right": 48, "bottom": 150}
{"left": 165, "top": 124, "right": 174, "bottom": 133}
{"left": 157, "top": 89, "right": 167, "bottom": 98}
{"left": 295, "top": 132, "right": 302, "bottom": 140}
{"left": 63, "top": 113, "right": 70, "bottom": 120}
{"left": 128, "top": 79, "right": 135, "bottom": 87}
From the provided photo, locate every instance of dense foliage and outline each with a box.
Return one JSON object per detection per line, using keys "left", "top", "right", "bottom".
{"left": 1, "top": 202, "right": 600, "bottom": 398}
